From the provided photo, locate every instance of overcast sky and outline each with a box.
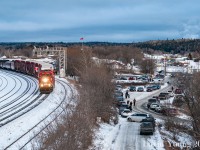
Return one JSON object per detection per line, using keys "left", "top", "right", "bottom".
{"left": 0, "top": 0, "right": 199, "bottom": 42}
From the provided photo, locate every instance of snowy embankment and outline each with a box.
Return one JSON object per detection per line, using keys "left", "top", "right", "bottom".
{"left": 0, "top": 70, "right": 75, "bottom": 149}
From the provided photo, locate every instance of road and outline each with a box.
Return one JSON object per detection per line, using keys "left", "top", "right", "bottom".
{"left": 111, "top": 118, "right": 164, "bottom": 150}
{"left": 111, "top": 76, "right": 188, "bottom": 150}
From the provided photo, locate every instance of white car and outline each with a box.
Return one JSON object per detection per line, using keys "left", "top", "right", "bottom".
{"left": 150, "top": 103, "right": 160, "bottom": 110}
{"left": 127, "top": 113, "right": 149, "bottom": 122}
{"left": 121, "top": 109, "right": 133, "bottom": 118}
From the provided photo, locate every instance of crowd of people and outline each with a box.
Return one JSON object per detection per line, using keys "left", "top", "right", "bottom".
{"left": 125, "top": 90, "right": 136, "bottom": 111}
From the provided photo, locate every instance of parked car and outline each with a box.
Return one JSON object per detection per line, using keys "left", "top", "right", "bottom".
{"left": 120, "top": 77, "right": 127, "bottom": 80}
{"left": 140, "top": 122, "right": 154, "bottom": 135}
{"left": 146, "top": 86, "right": 153, "bottom": 92}
{"left": 115, "top": 96, "right": 124, "bottom": 101}
{"left": 142, "top": 78, "right": 148, "bottom": 83}
{"left": 154, "top": 105, "right": 166, "bottom": 113}
{"left": 119, "top": 104, "right": 129, "bottom": 114}
{"left": 141, "top": 116, "right": 156, "bottom": 131}
{"left": 158, "top": 92, "right": 169, "bottom": 100}
{"left": 167, "top": 91, "right": 174, "bottom": 97}
{"left": 152, "top": 96, "right": 159, "bottom": 100}
{"left": 147, "top": 98, "right": 158, "bottom": 108}
{"left": 115, "top": 85, "right": 122, "bottom": 91}
{"left": 150, "top": 103, "right": 160, "bottom": 110}
{"left": 137, "top": 87, "right": 144, "bottom": 92}
{"left": 116, "top": 101, "right": 126, "bottom": 107}
{"left": 159, "top": 96, "right": 167, "bottom": 100}
{"left": 129, "top": 77, "right": 136, "bottom": 80}
{"left": 151, "top": 85, "right": 158, "bottom": 90}
{"left": 129, "top": 86, "right": 136, "bottom": 91}
{"left": 121, "top": 109, "right": 133, "bottom": 117}
{"left": 114, "top": 91, "right": 123, "bottom": 97}
{"left": 175, "top": 88, "right": 182, "bottom": 95}
{"left": 154, "top": 84, "right": 161, "bottom": 89}
{"left": 127, "top": 113, "right": 149, "bottom": 122}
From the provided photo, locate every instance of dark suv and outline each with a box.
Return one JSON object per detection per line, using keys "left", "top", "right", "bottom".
{"left": 140, "top": 122, "right": 154, "bottom": 135}
{"left": 141, "top": 116, "right": 156, "bottom": 131}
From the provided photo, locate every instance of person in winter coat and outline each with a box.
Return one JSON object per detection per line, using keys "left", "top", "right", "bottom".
{"left": 127, "top": 100, "right": 130, "bottom": 105}
{"left": 133, "top": 98, "right": 136, "bottom": 106}
{"left": 129, "top": 101, "right": 133, "bottom": 111}
{"left": 125, "top": 90, "right": 129, "bottom": 99}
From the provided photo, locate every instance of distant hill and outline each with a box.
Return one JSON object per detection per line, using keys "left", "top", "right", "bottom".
{"left": 0, "top": 42, "right": 129, "bottom": 49}
{"left": 1, "top": 39, "right": 200, "bottom": 54}
{"left": 133, "top": 39, "right": 200, "bottom": 54}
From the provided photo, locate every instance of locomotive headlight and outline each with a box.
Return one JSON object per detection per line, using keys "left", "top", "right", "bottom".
{"left": 42, "top": 77, "right": 49, "bottom": 83}
{"left": 40, "top": 84, "right": 44, "bottom": 87}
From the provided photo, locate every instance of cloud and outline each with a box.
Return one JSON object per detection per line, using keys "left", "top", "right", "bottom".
{"left": 0, "top": 0, "right": 199, "bottom": 42}
{"left": 180, "top": 20, "right": 200, "bottom": 39}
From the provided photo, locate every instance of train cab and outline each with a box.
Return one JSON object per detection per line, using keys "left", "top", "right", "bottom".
{"left": 39, "top": 71, "right": 55, "bottom": 94}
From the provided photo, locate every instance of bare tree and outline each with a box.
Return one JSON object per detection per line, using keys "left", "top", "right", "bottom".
{"left": 139, "top": 58, "right": 156, "bottom": 74}
{"left": 174, "top": 72, "right": 200, "bottom": 141}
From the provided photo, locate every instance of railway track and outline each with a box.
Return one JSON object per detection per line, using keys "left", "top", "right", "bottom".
{"left": 0, "top": 69, "right": 45, "bottom": 126}
{"left": 0, "top": 70, "right": 75, "bottom": 150}
{"left": 4, "top": 78, "right": 75, "bottom": 150}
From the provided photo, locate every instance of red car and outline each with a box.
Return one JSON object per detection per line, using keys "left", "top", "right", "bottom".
{"left": 175, "top": 89, "right": 182, "bottom": 94}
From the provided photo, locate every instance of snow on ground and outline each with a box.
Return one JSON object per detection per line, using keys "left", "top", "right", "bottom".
{"left": 160, "top": 126, "right": 194, "bottom": 149}
{"left": 92, "top": 117, "right": 165, "bottom": 150}
{"left": 176, "top": 112, "right": 192, "bottom": 120}
{"left": 0, "top": 70, "right": 75, "bottom": 149}
{"left": 157, "top": 66, "right": 186, "bottom": 73}
{"left": 91, "top": 83, "right": 169, "bottom": 150}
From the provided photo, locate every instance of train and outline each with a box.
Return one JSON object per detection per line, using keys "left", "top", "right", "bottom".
{"left": 0, "top": 59, "right": 55, "bottom": 94}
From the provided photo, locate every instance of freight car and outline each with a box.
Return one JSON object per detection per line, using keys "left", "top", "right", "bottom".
{"left": 0, "top": 59, "right": 55, "bottom": 94}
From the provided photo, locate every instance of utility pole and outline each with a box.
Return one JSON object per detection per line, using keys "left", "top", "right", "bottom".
{"left": 164, "top": 55, "right": 167, "bottom": 76}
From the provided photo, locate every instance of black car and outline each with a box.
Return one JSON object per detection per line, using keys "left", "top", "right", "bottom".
{"left": 140, "top": 122, "right": 154, "bottom": 135}
{"left": 129, "top": 86, "right": 136, "bottom": 91}
{"left": 141, "top": 117, "right": 156, "bottom": 131}
{"left": 146, "top": 86, "right": 153, "bottom": 92}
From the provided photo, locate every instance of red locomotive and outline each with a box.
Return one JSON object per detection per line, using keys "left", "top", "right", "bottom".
{"left": 39, "top": 70, "right": 55, "bottom": 93}
{"left": 0, "top": 59, "right": 55, "bottom": 94}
